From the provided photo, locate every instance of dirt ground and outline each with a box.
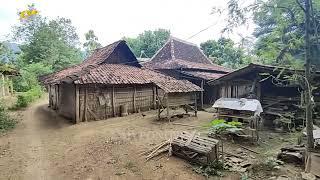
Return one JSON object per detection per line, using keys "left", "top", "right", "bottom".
{"left": 0, "top": 97, "right": 304, "bottom": 180}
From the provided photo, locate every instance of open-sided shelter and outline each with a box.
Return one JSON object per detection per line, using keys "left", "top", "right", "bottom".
{"left": 208, "top": 63, "right": 320, "bottom": 127}
{"left": 42, "top": 40, "right": 202, "bottom": 123}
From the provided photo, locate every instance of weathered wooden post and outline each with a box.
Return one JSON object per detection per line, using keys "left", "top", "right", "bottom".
{"left": 112, "top": 86, "right": 115, "bottom": 117}
{"left": 194, "top": 93, "right": 198, "bottom": 117}
{"left": 200, "top": 80, "right": 204, "bottom": 109}
{"left": 75, "top": 85, "right": 80, "bottom": 123}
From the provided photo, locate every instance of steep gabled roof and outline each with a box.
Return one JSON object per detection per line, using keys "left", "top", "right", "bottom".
{"left": 41, "top": 40, "right": 202, "bottom": 93}
{"left": 42, "top": 40, "right": 140, "bottom": 84}
{"left": 144, "top": 36, "right": 230, "bottom": 73}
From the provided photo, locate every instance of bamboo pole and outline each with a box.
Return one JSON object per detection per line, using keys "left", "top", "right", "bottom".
{"left": 84, "top": 87, "right": 88, "bottom": 122}
{"left": 153, "top": 86, "right": 156, "bottom": 109}
{"left": 112, "top": 86, "right": 115, "bottom": 117}
{"left": 156, "top": 87, "right": 160, "bottom": 120}
{"left": 194, "top": 93, "right": 198, "bottom": 117}
{"left": 75, "top": 85, "right": 80, "bottom": 123}
{"left": 166, "top": 93, "right": 170, "bottom": 118}
{"left": 200, "top": 80, "right": 204, "bottom": 109}
{"left": 133, "top": 86, "right": 136, "bottom": 113}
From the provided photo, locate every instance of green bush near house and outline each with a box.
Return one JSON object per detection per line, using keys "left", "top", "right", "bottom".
{"left": 11, "top": 85, "right": 43, "bottom": 109}
{"left": 0, "top": 102, "right": 16, "bottom": 133}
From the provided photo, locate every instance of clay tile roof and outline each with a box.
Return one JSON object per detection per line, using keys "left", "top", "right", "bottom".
{"left": 42, "top": 40, "right": 137, "bottom": 85}
{"left": 41, "top": 40, "right": 202, "bottom": 93}
{"left": 74, "top": 64, "right": 202, "bottom": 93}
{"left": 144, "top": 36, "right": 231, "bottom": 73}
{"left": 180, "top": 71, "right": 225, "bottom": 80}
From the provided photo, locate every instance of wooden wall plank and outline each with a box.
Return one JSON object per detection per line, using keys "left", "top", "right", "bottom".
{"left": 112, "top": 86, "right": 115, "bottom": 117}
{"left": 84, "top": 87, "right": 88, "bottom": 122}
{"left": 75, "top": 84, "right": 80, "bottom": 123}
{"left": 133, "top": 86, "right": 136, "bottom": 113}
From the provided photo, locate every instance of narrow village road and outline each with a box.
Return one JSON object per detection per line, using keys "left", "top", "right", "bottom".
{"left": 0, "top": 98, "right": 70, "bottom": 180}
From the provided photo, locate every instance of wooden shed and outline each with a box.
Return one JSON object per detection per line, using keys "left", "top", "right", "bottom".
{"left": 0, "top": 64, "right": 18, "bottom": 97}
{"left": 208, "top": 63, "right": 320, "bottom": 127}
{"left": 143, "top": 36, "right": 230, "bottom": 106}
{"left": 42, "top": 40, "right": 202, "bottom": 123}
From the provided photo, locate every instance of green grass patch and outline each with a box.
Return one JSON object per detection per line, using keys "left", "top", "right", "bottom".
{"left": 10, "top": 85, "right": 43, "bottom": 110}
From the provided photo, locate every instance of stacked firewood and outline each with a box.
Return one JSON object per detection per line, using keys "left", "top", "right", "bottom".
{"left": 261, "top": 95, "right": 305, "bottom": 127}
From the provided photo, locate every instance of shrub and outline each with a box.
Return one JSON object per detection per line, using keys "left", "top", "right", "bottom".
{"left": 208, "top": 119, "right": 244, "bottom": 134}
{"left": 193, "top": 160, "right": 224, "bottom": 177}
{"left": 0, "top": 102, "right": 16, "bottom": 133}
{"left": 12, "top": 85, "right": 43, "bottom": 109}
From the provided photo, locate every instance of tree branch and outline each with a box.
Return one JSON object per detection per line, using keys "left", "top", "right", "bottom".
{"left": 295, "top": 0, "right": 306, "bottom": 13}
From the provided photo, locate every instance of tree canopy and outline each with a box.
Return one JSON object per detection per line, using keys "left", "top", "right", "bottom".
{"left": 218, "top": 0, "right": 320, "bottom": 69}
{"left": 123, "top": 29, "right": 170, "bottom": 58}
{"left": 83, "top": 30, "right": 102, "bottom": 57}
{"left": 200, "top": 38, "right": 251, "bottom": 69}
{"left": 13, "top": 15, "right": 82, "bottom": 71}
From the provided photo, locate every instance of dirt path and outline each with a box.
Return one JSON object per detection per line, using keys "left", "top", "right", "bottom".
{"left": 0, "top": 97, "right": 211, "bottom": 180}
{"left": 0, "top": 98, "right": 71, "bottom": 179}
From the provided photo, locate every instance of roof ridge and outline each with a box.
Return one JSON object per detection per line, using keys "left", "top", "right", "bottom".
{"left": 170, "top": 36, "right": 198, "bottom": 47}
{"left": 148, "top": 37, "right": 172, "bottom": 61}
{"left": 170, "top": 38, "right": 175, "bottom": 60}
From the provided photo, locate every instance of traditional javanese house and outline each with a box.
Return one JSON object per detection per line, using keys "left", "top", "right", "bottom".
{"left": 42, "top": 40, "right": 202, "bottom": 123}
{"left": 143, "top": 36, "right": 230, "bottom": 106}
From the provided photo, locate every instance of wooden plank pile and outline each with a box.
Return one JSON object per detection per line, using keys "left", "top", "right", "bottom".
{"left": 171, "top": 131, "right": 220, "bottom": 165}
{"left": 140, "top": 132, "right": 221, "bottom": 165}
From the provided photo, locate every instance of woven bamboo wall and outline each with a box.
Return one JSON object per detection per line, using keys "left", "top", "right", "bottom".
{"left": 58, "top": 83, "right": 75, "bottom": 120}
{"left": 78, "top": 84, "right": 155, "bottom": 121}
{"left": 48, "top": 84, "right": 59, "bottom": 110}
{"left": 167, "top": 92, "right": 195, "bottom": 107}
{"left": 219, "top": 81, "right": 252, "bottom": 98}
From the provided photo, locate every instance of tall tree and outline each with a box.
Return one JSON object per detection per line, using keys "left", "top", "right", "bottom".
{"left": 200, "top": 38, "right": 250, "bottom": 69}
{"left": 83, "top": 30, "right": 102, "bottom": 57}
{"left": 304, "top": 0, "right": 314, "bottom": 150}
{"left": 124, "top": 29, "right": 170, "bottom": 58}
{"left": 13, "top": 15, "right": 82, "bottom": 71}
{"left": 253, "top": 0, "right": 320, "bottom": 68}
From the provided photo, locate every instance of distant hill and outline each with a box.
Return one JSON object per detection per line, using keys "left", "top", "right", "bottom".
{"left": 3, "top": 42, "right": 21, "bottom": 54}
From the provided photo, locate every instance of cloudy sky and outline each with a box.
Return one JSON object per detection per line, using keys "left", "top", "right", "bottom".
{"left": 0, "top": 0, "right": 254, "bottom": 46}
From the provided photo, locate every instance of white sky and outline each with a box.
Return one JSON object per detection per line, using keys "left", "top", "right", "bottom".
{"left": 0, "top": 0, "right": 255, "bottom": 46}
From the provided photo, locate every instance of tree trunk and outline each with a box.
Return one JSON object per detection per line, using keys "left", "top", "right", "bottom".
{"left": 304, "top": 0, "right": 314, "bottom": 150}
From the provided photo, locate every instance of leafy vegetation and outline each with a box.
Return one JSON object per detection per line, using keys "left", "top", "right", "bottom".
{"left": 193, "top": 160, "right": 224, "bottom": 177}
{"left": 5, "top": 14, "right": 85, "bottom": 110}
{"left": 12, "top": 86, "right": 43, "bottom": 109}
{"left": 83, "top": 30, "right": 102, "bottom": 57}
{"left": 200, "top": 38, "right": 252, "bottom": 69}
{"left": 220, "top": 0, "right": 318, "bottom": 149}
{"left": 0, "top": 102, "right": 16, "bottom": 133}
{"left": 13, "top": 15, "right": 83, "bottom": 71}
{"left": 123, "top": 29, "right": 170, "bottom": 58}
{"left": 207, "top": 119, "right": 243, "bottom": 134}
